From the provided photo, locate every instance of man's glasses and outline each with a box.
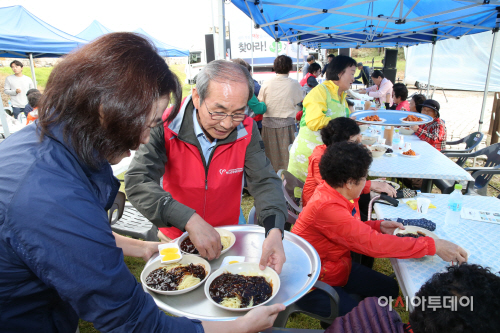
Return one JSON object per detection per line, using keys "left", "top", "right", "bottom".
{"left": 204, "top": 100, "right": 246, "bottom": 122}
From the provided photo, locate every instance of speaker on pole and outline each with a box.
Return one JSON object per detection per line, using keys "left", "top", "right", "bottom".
{"left": 384, "top": 49, "right": 398, "bottom": 69}
{"left": 383, "top": 68, "right": 397, "bottom": 85}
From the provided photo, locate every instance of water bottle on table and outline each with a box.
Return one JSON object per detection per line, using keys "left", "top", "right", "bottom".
{"left": 392, "top": 128, "right": 401, "bottom": 151}
{"left": 445, "top": 184, "right": 463, "bottom": 227}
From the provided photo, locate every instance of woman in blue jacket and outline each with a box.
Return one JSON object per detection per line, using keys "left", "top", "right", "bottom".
{"left": 0, "top": 32, "right": 283, "bottom": 333}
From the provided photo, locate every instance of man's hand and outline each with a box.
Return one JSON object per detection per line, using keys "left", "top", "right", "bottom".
{"left": 380, "top": 220, "right": 405, "bottom": 235}
{"left": 185, "top": 213, "right": 221, "bottom": 260}
{"left": 435, "top": 239, "right": 468, "bottom": 264}
{"left": 410, "top": 125, "right": 419, "bottom": 131}
{"left": 259, "top": 228, "right": 286, "bottom": 274}
{"left": 15, "top": 88, "right": 21, "bottom": 94}
{"left": 370, "top": 181, "right": 397, "bottom": 197}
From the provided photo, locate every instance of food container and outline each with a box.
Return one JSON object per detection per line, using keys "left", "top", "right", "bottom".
{"left": 361, "top": 135, "right": 377, "bottom": 146}
{"left": 141, "top": 254, "right": 211, "bottom": 295}
{"left": 370, "top": 145, "right": 386, "bottom": 158}
{"left": 204, "top": 262, "right": 280, "bottom": 312}
{"left": 158, "top": 243, "right": 182, "bottom": 264}
{"left": 177, "top": 228, "right": 236, "bottom": 258}
{"left": 383, "top": 126, "right": 394, "bottom": 146}
{"left": 399, "top": 127, "right": 415, "bottom": 135}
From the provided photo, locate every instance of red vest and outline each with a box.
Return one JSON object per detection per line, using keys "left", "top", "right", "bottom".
{"left": 160, "top": 97, "right": 253, "bottom": 239}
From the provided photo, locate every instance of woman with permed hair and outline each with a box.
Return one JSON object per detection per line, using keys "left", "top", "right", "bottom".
{"left": 258, "top": 55, "right": 305, "bottom": 172}
{"left": 292, "top": 141, "right": 468, "bottom": 317}
{"left": 288, "top": 55, "right": 357, "bottom": 182}
{"left": 301, "top": 117, "right": 396, "bottom": 208}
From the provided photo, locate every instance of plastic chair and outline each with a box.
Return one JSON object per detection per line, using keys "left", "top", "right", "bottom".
{"left": 277, "top": 170, "right": 304, "bottom": 214}
{"left": 433, "top": 143, "right": 500, "bottom": 195}
{"left": 108, "top": 191, "right": 159, "bottom": 241}
{"left": 273, "top": 280, "right": 340, "bottom": 328}
{"left": 441, "top": 132, "right": 484, "bottom": 168}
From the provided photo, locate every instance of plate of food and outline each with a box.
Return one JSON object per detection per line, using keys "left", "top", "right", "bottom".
{"left": 361, "top": 115, "right": 386, "bottom": 123}
{"left": 399, "top": 149, "right": 420, "bottom": 158}
{"left": 393, "top": 226, "right": 439, "bottom": 240}
{"left": 177, "top": 228, "right": 236, "bottom": 257}
{"left": 400, "top": 115, "right": 423, "bottom": 123}
{"left": 141, "top": 254, "right": 211, "bottom": 295}
{"left": 371, "top": 179, "right": 400, "bottom": 190}
{"left": 204, "top": 262, "right": 280, "bottom": 312}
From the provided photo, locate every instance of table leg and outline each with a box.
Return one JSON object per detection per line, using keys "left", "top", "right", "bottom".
{"left": 421, "top": 179, "right": 433, "bottom": 193}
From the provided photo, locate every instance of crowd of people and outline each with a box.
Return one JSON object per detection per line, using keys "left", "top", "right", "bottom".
{"left": 0, "top": 33, "right": 497, "bottom": 333}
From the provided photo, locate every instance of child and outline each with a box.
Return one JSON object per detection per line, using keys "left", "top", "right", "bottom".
{"left": 410, "top": 99, "right": 446, "bottom": 151}
{"left": 26, "top": 91, "right": 42, "bottom": 125}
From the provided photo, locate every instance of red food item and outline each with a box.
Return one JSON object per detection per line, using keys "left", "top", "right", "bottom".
{"left": 363, "top": 115, "right": 381, "bottom": 121}
{"left": 403, "top": 115, "right": 423, "bottom": 122}
{"left": 403, "top": 149, "right": 417, "bottom": 156}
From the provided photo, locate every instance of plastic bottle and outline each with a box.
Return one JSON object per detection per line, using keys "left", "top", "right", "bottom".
{"left": 444, "top": 184, "right": 463, "bottom": 227}
{"left": 18, "top": 112, "right": 27, "bottom": 125}
{"left": 392, "top": 128, "right": 401, "bottom": 150}
{"left": 8, "top": 100, "right": 12, "bottom": 109}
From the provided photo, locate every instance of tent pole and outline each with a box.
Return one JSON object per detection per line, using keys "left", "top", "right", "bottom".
{"left": 478, "top": 28, "right": 498, "bottom": 133}
{"left": 218, "top": 0, "right": 226, "bottom": 60}
{"left": 426, "top": 41, "right": 435, "bottom": 98}
{"left": 251, "top": 20, "right": 254, "bottom": 75}
{"left": 297, "top": 43, "right": 300, "bottom": 81}
{"left": 29, "top": 53, "right": 37, "bottom": 88}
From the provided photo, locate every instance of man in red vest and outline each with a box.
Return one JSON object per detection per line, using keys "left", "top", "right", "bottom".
{"left": 125, "top": 60, "right": 288, "bottom": 273}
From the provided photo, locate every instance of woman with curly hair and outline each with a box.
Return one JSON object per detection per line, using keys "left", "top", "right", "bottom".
{"left": 301, "top": 117, "right": 396, "bottom": 208}
{"left": 258, "top": 55, "right": 305, "bottom": 172}
{"left": 288, "top": 55, "right": 356, "bottom": 182}
{"left": 292, "top": 141, "right": 467, "bottom": 316}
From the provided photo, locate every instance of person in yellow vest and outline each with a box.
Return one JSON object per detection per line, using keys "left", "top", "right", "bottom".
{"left": 288, "top": 55, "right": 356, "bottom": 182}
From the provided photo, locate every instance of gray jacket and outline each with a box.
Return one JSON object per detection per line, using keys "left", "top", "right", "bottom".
{"left": 124, "top": 97, "right": 287, "bottom": 235}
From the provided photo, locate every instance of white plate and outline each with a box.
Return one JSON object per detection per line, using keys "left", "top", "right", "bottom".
{"left": 399, "top": 150, "right": 420, "bottom": 158}
{"left": 141, "top": 254, "right": 211, "bottom": 295}
{"left": 393, "top": 226, "right": 439, "bottom": 240}
{"left": 361, "top": 117, "right": 386, "bottom": 124}
{"left": 204, "top": 262, "right": 280, "bottom": 312}
{"left": 177, "top": 228, "right": 236, "bottom": 258}
{"left": 400, "top": 117, "right": 423, "bottom": 124}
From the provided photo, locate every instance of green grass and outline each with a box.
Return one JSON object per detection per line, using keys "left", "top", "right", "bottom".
{"left": 0, "top": 66, "right": 53, "bottom": 89}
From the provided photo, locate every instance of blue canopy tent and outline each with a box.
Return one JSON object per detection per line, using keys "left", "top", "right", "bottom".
{"left": 0, "top": 5, "right": 88, "bottom": 87}
{"left": 133, "top": 28, "right": 189, "bottom": 57}
{"left": 231, "top": 0, "right": 500, "bottom": 131}
{"left": 76, "top": 20, "right": 113, "bottom": 41}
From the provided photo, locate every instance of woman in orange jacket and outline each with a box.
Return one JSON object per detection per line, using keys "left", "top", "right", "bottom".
{"left": 292, "top": 141, "right": 468, "bottom": 316}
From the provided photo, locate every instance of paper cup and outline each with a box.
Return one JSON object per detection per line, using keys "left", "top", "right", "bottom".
{"left": 417, "top": 198, "right": 431, "bottom": 214}
{"left": 377, "top": 137, "right": 386, "bottom": 145}
{"left": 404, "top": 142, "right": 412, "bottom": 150}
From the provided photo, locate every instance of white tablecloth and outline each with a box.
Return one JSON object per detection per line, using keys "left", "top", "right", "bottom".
{"left": 374, "top": 194, "right": 500, "bottom": 308}
{"left": 368, "top": 135, "right": 474, "bottom": 181}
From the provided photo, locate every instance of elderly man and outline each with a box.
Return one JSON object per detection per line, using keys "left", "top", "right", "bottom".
{"left": 302, "top": 55, "right": 315, "bottom": 77}
{"left": 125, "top": 60, "right": 287, "bottom": 273}
{"left": 359, "top": 70, "right": 393, "bottom": 105}
{"left": 354, "top": 62, "right": 370, "bottom": 86}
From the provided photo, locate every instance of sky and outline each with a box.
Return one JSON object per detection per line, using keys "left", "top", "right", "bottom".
{"left": 0, "top": 0, "right": 250, "bottom": 49}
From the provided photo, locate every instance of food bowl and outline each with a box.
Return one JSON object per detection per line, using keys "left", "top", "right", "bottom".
{"left": 361, "top": 135, "right": 377, "bottom": 146}
{"left": 177, "top": 228, "right": 236, "bottom": 258}
{"left": 204, "top": 262, "right": 281, "bottom": 312}
{"left": 359, "top": 124, "right": 369, "bottom": 133}
{"left": 399, "top": 127, "right": 415, "bottom": 135}
{"left": 141, "top": 254, "right": 211, "bottom": 295}
{"left": 370, "top": 145, "right": 386, "bottom": 158}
